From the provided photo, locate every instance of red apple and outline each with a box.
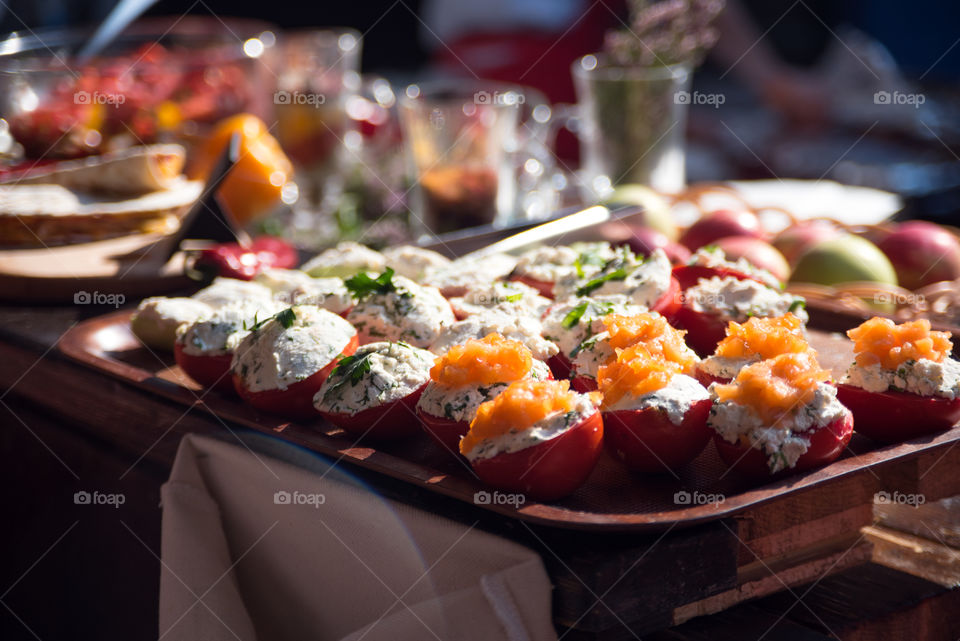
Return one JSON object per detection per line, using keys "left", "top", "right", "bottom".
{"left": 714, "top": 236, "right": 791, "bottom": 282}
{"left": 877, "top": 221, "right": 960, "bottom": 290}
{"left": 773, "top": 220, "right": 842, "bottom": 266}
{"left": 622, "top": 225, "right": 691, "bottom": 265}
{"left": 679, "top": 209, "right": 764, "bottom": 251}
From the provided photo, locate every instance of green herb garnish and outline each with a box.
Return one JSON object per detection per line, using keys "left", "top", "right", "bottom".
{"left": 562, "top": 302, "right": 589, "bottom": 329}
{"left": 345, "top": 268, "right": 397, "bottom": 299}
{"left": 576, "top": 268, "right": 629, "bottom": 297}
{"left": 788, "top": 299, "right": 806, "bottom": 313}
{"left": 328, "top": 353, "right": 372, "bottom": 387}
{"left": 276, "top": 307, "right": 296, "bottom": 329}
{"left": 503, "top": 293, "right": 524, "bottom": 303}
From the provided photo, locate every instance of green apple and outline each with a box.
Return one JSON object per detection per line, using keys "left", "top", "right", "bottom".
{"left": 602, "top": 184, "right": 678, "bottom": 240}
{"left": 790, "top": 234, "right": 897, "bottom": 286}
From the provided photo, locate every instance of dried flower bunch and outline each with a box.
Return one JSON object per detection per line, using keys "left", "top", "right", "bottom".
{"left": 604, "top": 0, "right": 725, "bottom": 67}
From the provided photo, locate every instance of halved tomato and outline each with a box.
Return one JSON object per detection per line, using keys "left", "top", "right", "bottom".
{"left": 510, "top": 274, "right": 554, "bottom": 298}
{"left": 418, "top": 408, "right": 470, "bottom": 456}
{"left": 233, "top": 334, "right": 359, "bottom": 419}
{"left": 650, "top": 276, "right": 682, "bottom": 322}
{"left": 603, "top": 399, "right": 712, "bottom": 473}
{"left": 672, "top": 305, "right": 728, "bottom": 357}
{"left": 713, "top": 410, "right": 854, "bottom": 479}
{"left": 836, "top": 384, "right": 960, "bottom": 443}
{"left": 470, "top": 411, "right": 603, "bottom": 502}
{"left": 673, "top": 264, "right": 769, "bottom": 291}
{"left": 320, "top": 383, "right": 426, "bottom": 440}
{"left": 174, "top": 342, "right": 235, "bottom": 392}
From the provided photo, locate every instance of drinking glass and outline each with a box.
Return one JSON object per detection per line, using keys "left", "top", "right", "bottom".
{"left": 398, "top": 81, "right": 555, "bottom": 236}
{"left": 571, "top": 54, "right": 691, "bottom": 198}
{"left": 269, "top": 29, "right": 361, "bottom": 240}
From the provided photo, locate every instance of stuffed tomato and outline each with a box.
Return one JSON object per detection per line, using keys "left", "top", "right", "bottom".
{"left": 314, "top": 341, "right": 434, "bottom": 440}
{"left": 597, "top": 342, "right": 712, "bottom": 473}
{"left": 837, "top": 317, "right": 960, "bottom": 443}
{"left": 673, "top": 246, "right": 781, "bottom": 291}
{"left": 231, "top": 305, "right": 358, "bottom": 419}
{"left": 570, "top": 311, "right": 698, "bottom": 393}
{"left": 174, "top": 300, "right": 283, "bottom": 392}
{"left": 460, "top": 378, "right": 603, "bottom": 502}
{"left": 673, "top": 276, "right": 807, "bottom": 357}
{"left": 417, "top": 333, "right": 552, "bottom": 455}
{"left": 508, "top": 242, "right": 616, "bottom": 298}
{"left": 345, "top": 268, "right": 455, "bottom": 348}
{"left": 695, "top": 313, "right": 812, "bottom": 387}
{"left": 448, "top": 280, "right": 550, "bottom": 321}
{"left": 708, "top": 352, "right": 853, "bottom": 478}
{"left": 541, "top": 296, "right": 645, "bottom": 380}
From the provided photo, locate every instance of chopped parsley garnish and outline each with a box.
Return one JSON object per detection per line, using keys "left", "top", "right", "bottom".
{"left": 276, "top": 307, "right": 296, "bottom": 329}
{"left": 246, "top": 307, "right": 296, "bottom": 332}
{"left": 345, "top": 268, "right": 397, "bottom": 299}
{"left": 788, "top": 299, "right": 806, "bottom": 313}
{"left": 329, "top": 353, "right": 372, "bottom": 387}
{"left": 503, "top": 293, "right": 524, "bottom": 303}
{"left": 576, "top": 268, "right": 629, "bottom": 297}
{"left": 574, "top": 250, "right": 608, "bottom": 278}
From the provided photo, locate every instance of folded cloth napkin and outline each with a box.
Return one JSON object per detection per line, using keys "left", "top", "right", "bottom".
{"left": 159, "top": 433, "right": 557, "bottom": 641}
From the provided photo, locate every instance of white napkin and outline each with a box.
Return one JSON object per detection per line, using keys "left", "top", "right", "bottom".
{"left": 159, "top": 433, "right": 557, "bottom": 641}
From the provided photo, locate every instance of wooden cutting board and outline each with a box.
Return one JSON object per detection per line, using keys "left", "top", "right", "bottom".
{"left": 0, "top": 232, "right": 191, "bottom": 301}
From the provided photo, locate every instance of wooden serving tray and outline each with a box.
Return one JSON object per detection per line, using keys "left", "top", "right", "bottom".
{"left": 57, "top": 308, "right": 960, "bottom": 532}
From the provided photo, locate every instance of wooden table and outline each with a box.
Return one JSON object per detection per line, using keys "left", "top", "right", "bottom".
{"left": 1, "top": 302, "right": 958, "bottom": 641}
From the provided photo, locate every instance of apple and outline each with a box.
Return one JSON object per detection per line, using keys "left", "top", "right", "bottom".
{"left": 679, "top": 209, "right": 764, "bottom": 251}
{"left": 603, "top": 184, "right": 678, "bottom": 240}
{"left": 790, "top": 234, "right": 898, "bottom": 287}
{"left": 597, "top": 223, "right": 691, "bottom": 265}
{"left": 714, "top": 236, "right": 791, "bottom": 282}
{"left": 876, "top": 221, "right": 960, "bottom": 290}
{"left": 773, "top": 220, "right": 842, "bottom": 266}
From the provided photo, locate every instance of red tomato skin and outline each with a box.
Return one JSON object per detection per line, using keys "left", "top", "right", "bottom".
{"left": 418, "top": 408, "right": 471, "bottom": 456}
{"left": 320, "top": 383, "right": 426, "bottom": 440}
{"left": 548, "top": 354, "right": 573, "bottom": 380}
{"left": 233, "top": 334, "right": 358, "bottom": 419}
{"left": 694, "top": 366, "right": 731, "bottom": 388}
{"left": 571, "top": 375, "right": 597, "bottom": 393}
{"left": 603, "top": 399, "right": 713, "bottom": 473}
{"left": 836, "top": 384, "right": 960, "bottom": 443}
{"left": 651, "top": 276, "right": 682, "bottom": 322}
{"left": 672, "top": 264, "right": 772, "bottom": 291}
{"left": 509, "top": 274, "right": 554, "bottom": 298}
{"left": 713, "top": 409, "right": 854, "bottom": 479}
{"left": 174, "top": 342, "right": 236, "bottom": 392}
{"left": 672, "top": 305, "right": 729, "bottom": 357}
{"left": 470, "top": 411, "right": 603, "bottom": 502}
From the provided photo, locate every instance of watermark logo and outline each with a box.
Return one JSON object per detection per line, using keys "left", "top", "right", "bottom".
{"left": 873, "top": 90, "right": 925, "bottom": 108}
{"left": 875, "top": 491, "right": 925, "bottom": 506}
{"left": 273, "top": 90, "right": 326, "bottom": 107}
{"left": 675, "top": 90, "right": 725, "bottom": 108}
{"left": 674, "top": 490, "right": 725, "bottom": 506}
{"left": 74, "top": 90, "right": 126, "bottom": 106}
{"left": 473, "top": 90, "right": 525, "bottom": 106}
{"left": 873, "top": 292, "right": 924, "bottom": 307}
{"left": 474, "top": 490, "right": 526, "bottom": 507}
{"left": 274, "top": 490, "right": 326, "bottom": 508}
{"left": 677, "top": 289, "right": 725, "bottom": 308}
{"left": 74, "top": 490, "right": 125, "bottom": 508}
{"left": 74, "top": 290, "right": 125, "bottom": 308}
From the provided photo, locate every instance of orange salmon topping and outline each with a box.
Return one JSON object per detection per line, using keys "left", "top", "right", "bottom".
{"left": 601, "top": 313, "right": 697, "bottom": 373}
{"left": 713, "top": 352, "right": 830, "bottom": 426}
{"left": 597, "top": 343, "right": 686, "bottom": 409}
{"left": 847, "top": 317, "right": 952, "bottom": 370}
{"left": 431, "top": 333, "right": 533, "bottom": 387}
{"left": 714, "top": 313, "right": 811, "bottom": 360}
{"left": 460, "top": 379, "right": 581, "bottom": 455}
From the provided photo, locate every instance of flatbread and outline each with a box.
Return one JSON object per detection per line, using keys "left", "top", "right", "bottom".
{"left": 1, "top": 144, "right": 186, "bottom": 196}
